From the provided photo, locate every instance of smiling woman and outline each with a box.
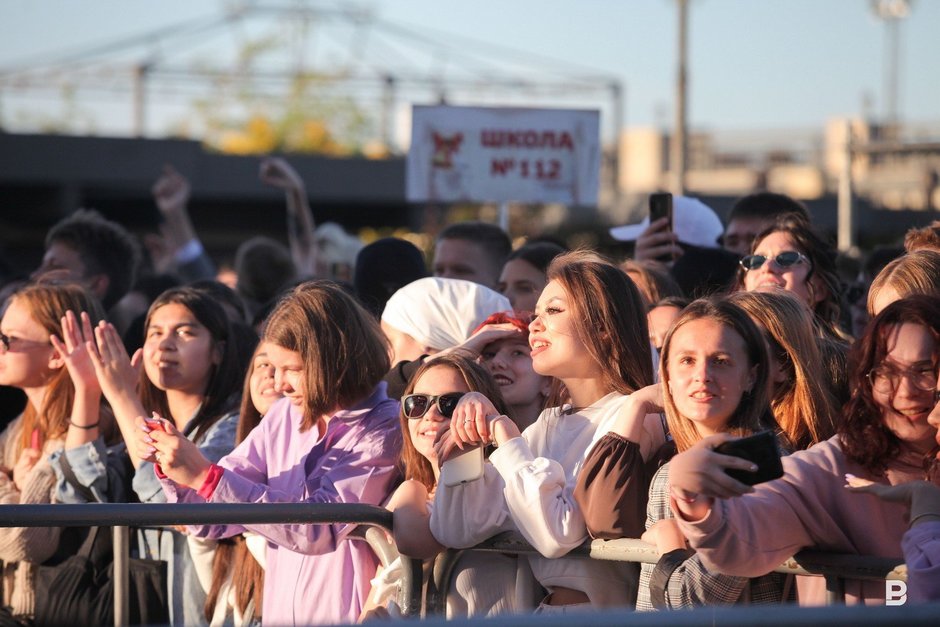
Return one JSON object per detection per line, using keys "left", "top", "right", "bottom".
{"left": 667, "top": 294, "right": 940, "bottom": 605}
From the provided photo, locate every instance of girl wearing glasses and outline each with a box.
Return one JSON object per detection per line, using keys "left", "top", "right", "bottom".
{"left": 0, "top": 282, "right": 106, "bottom": 621}
{"left": 665, "top": 295, "right": 940, "bottom": 605}
{"left": 734, "top": 213, "right": 851, "bottom": 404}
{"left": 131, "top": 281, "right": 401, "bottom": 626}
{"left": 431, "top": 251, "right": 666, "bottom": 611}
{"left": 362, "top": 353, "right": 526, "bottom": 618}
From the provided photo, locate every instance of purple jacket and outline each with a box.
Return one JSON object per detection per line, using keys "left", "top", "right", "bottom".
{"left": 162, "top": 383, "right": 402, "bottom": 626}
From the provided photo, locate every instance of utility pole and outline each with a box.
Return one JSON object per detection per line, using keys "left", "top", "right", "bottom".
{"left": 132, "top": 62, "right": 149, "bottom": 137}
{"left": 871, "top": 0, "right": 911, "bottom": 124}
{"left": 671, "top": 0, "right": 689, "bottom": 196}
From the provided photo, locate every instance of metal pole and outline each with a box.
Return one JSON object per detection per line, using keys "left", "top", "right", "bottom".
{"left": 610, "top": 81, "right": 624, "bottom": 198}
{"left": 837, "top": 120, "right": 854, "bottom": 252}
{"left": 671, "top": 0, "right": 689, "bottom": 196}
{"left": 113, "top": 526, "right": 130, "bottom": 627}
{"left": 132, "top": 63, "right": 147, "bottom": 137}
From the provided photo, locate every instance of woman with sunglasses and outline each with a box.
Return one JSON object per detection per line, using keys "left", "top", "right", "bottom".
{"left": 363, "top": 353, "right": 527, "bottom": 618}
{"left": 666, "top": 295, "right": 940, "bottom": 604}
{"left": 734, "top": 213, "right": 851, "bottom": 404}
{"left": 0, "top": 282, "right": 106, "bottom": 622}
{"left": 431, "top": 251, "right": 666, "bottom": 611}
{"left": 128, "top": 281, "right": 402, "bottom": 626}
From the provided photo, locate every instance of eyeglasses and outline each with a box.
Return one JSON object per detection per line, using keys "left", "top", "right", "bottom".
{"left": 402, "top": 392, "right": 466, "bottom": 419}
{"left": 867, "top": 365, "right": 938, "bottom": 394}
{"left": 0, "top": 331, "right": 50, "bottom": 353}
{"left": 739, "top": 251, "right": 808, "bottom": 272}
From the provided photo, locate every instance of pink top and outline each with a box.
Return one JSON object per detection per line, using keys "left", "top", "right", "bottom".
{"left": 676, "top": 436, "right": 936, "bottom": 605}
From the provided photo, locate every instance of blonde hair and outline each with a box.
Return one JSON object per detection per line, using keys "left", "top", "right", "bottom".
{"left": 867, "top": 250, "right": 940, "bottom": 316}
{"left": 8, "top": 282, "right": 106, "bottom": 452}
{"left": 728, "top": 290, "right": 839, "bottom": 450}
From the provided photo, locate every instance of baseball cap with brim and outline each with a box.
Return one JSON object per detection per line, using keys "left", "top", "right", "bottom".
{"left": 610, "top": 196, "right": 724, "bottom": 249}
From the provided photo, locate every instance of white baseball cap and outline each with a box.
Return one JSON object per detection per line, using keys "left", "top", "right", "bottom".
{"left": 610, "top": 196, "right": 724, "bottom": 249}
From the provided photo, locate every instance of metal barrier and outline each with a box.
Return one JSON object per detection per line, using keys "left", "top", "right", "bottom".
{"left": 431, "top": 531, "right": 907, "bottom": 612}
{"left": 0, "top": 503, "right": 422, "bottom": 625}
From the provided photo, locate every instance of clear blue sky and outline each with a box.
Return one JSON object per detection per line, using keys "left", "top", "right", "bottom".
{"left": 1, "top": 0, "right": 937, "bottom": 137}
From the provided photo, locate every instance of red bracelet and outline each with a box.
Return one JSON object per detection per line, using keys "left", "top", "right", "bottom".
{"left": 669, "top": 485, "right": 699, "bottom": 504}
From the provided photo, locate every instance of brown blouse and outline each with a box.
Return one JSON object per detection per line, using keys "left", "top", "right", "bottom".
{"left": 574, "top": 433, "right": 676, "bottom": 540}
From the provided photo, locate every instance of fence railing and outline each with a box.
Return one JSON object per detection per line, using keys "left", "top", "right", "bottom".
{"left": 0, "top": 503, "right": 422, "bottom": 625}
{"left": 0, "top": 504, "right": 916, "bottom": 625}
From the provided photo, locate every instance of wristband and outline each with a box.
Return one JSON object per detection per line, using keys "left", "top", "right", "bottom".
{"left": 69, "top": 419, "right": 99, "bottom": 430}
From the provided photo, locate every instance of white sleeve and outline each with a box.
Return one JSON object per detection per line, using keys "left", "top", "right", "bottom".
{"left": 488, "top": 436, "right": 586, "bottom": 559}
{"left": 429, "top": 462, "right": 514, "bottom": 548}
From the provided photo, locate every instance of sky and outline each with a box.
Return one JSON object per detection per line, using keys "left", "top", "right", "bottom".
{"left": 1, "top": 0, "right": 937, "bottom": 143}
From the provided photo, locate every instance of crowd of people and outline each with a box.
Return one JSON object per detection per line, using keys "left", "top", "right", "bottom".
{"left": 0, "top": 157, "right": 939, "bottom": 626}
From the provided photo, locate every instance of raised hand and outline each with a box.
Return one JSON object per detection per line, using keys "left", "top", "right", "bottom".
{"left": 152, "top": 164, "right": 191, "bottom": 216}
{"left": 50, "top": 310, "right": 100, "bottom": 395}
{"left": 259, "top": 156, "right": 305, "bottom": 193}
{"left": 445, "top": 322, "right": 526, "bottom": 358}
{"left": 87, "top": 320, "right": 141, "bottom": 405}
{"left": 634, "top": 217, "right": 683, "bottom": 264}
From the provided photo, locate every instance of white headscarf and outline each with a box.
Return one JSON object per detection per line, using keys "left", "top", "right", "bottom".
{"left": 381, "top": 277, "right": 511, "bottom": 351}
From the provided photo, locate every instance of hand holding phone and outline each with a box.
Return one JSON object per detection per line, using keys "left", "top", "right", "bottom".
{"left": 713, "top": 431, "right": 783, "bottom": 486}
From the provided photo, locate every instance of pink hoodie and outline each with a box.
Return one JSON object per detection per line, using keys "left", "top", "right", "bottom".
{"left": 675, "top": 436, "right": 935, "bottom": 605}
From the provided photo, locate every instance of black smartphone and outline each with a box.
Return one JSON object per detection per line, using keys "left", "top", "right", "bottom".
{"left": 712, "top": 431, "right": 783, "bottom": 486}
{"left": 649, "top": 192, "right": 674, "bottom": 262}
{"left": 649, "top": 192, "right": 673, "bottom": 231}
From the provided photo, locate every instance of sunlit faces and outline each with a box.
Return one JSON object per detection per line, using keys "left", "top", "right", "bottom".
{"left": 143, "top": 303, "right": 221, "bottom": 396}
{"left": 528, "top": 280, "right": 600, "bottom": 381}
{"left": 433, "top": 238, "right": 499, "bottom": 289}
{"left": 743, "top": 231, "right": 821, "bottom": 307}
{"left": 647, "top": 304, "right": 682, "bottom": 352}
{"left": 266, "top": 343, "right": 306, "bottom": 408}
{"left": 480, "top": 337, "right": 548, "bottom": 407}
{"left": 666, "top": 318, "right": 756, "bottom": 437}
{"left": 0, "top": 297, "right": 56, "bottom": 389}
{"left": 249, "top": 342, "right": 282, "bottom": 416}
{"left": 872, "top": 322, "right": 938, "bottom": 456}
{"left": 498, "top": 259, "right": 547, "bottom": 313}
{"left": 409, "top": 366, "right": 471, "bottom": 463}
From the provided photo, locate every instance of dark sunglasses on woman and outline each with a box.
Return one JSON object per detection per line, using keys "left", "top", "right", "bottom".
{"left": 402, "top": 392, "right": 466, "bottom": 419}
{"left": 739, "top": 250, "right": 808, "bottom": 272}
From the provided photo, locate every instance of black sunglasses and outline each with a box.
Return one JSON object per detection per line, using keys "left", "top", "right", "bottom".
{"left": 739, "top": 251, "right": 807, "bottom": 271}
{"left": 402, "top": 392, "right": 466, "bottom": 419}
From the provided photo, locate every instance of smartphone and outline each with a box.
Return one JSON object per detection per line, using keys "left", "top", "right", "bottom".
{"left": 649, "top": 192, "right": 674, "bottom": 262}
{"left": 649, "top": 192, "right": 673, "bottom": 232}
{"left": 713, "top": 431, "right": 783, "bottom": 486}
{"left": 145, "top": 416, "right": 166, "bottom": 433}
{"left": 440, "top": 446, "right": 484, "bottom": 487}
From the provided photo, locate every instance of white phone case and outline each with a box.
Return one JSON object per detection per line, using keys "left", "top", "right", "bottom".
{"left": 440, "top": 446, "right": 484, "bottom": 487}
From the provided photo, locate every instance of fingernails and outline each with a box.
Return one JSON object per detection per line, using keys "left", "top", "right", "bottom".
{"left": 749, "top": 464, "right": 758, "bottom": 472}
{"left": 845, "top": 473, "right": 857, "bottom": 482}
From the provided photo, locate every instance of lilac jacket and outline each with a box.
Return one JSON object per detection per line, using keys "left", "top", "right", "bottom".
{"left": 162, "top": 384, "right": 402, "bottom": 626}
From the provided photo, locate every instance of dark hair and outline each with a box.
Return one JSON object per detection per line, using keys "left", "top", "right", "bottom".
{"left": 353, "top": 237, "right": 429, "bottom": 317}
{"left": 649, "top": 295, "right": 691, "bottom": 313}
{"left": 190, "top": 279, "right": 249, "bottom": 323}
{"left": 660, "top": 297, "right": 777, "bottom": 452}
{"left": 45, "top": 209, "right": 141, "bottom": 309}
{"left": 547, "top": 250, "right": 653, "bottom": 396}
{"left": 139, "top": 287, "right": 245, "bottom": 442}
{"left": 734, "top": 213, "right": 844, "bottom": 336}
{"left": 841, "top": 295, "right": 940, "bottom": 474}
{"left": 234, "top": 237, "right": 297, "bottom": 309}
{"left": 262, "top": 281, "right": 390, "bottom": 429}
{"left": 506, "top": 241, "right": 567, "bottom": 274}
{"left": 438, "top": 221, "right": 512, "bottom": 268}
{"left": 727, "top": 192, "right": 810, "bottom": 223}
{"left": 399, "top": 352, "right": 511, "bottom": 491}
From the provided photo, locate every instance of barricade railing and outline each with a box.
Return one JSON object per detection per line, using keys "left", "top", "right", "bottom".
{"left": 429, "top": 531, "right": 907, "bottom": 613}
{"left": 0, "top": 503, "right": 422, "bottom": 626}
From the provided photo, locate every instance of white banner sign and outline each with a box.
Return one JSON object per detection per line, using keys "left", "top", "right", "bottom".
{"left": 406, "top": 105, "right": 600, "bottom": 206}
